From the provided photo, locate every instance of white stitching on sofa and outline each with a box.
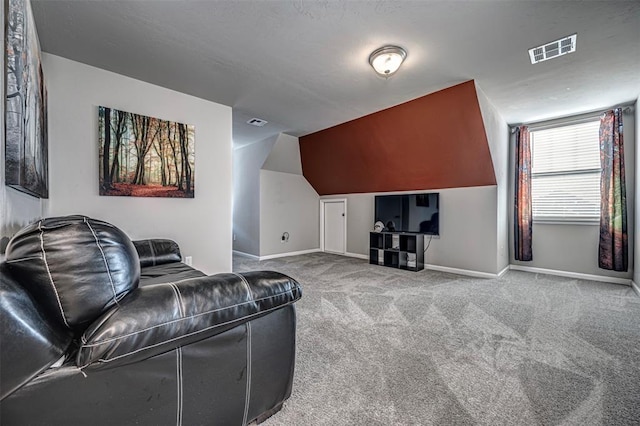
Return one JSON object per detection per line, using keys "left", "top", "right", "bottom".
{"left": 231, "top": 272, "right": 253, "bottom": 300}
{"left": 171, "top": 283, "right": 186, "bottom": 317}
{"left": 242, "top": 322, "right": 252, "bottom": 426}
{"left": 5, "top": 256, "right": 44, "bottom": 263}
{"left": 176, "top": 347, "right": 183, "bottom": 426}
{"left": 231, "top": 273, "right": 254, "bottom": 303}
{"left": 83, "top": 300, "right": 296, "bottom": 368}
{"left": 81, "top": 288, "right": 295, "bottom": 346}
{"left": 39, "top": 220, "right": 70, "bottom": 328}
{"left": 148, "top": 240, "right": 157, "bottom": 267}
{"left": 170, "top": 281, "right": 184, "bottom": 426}
{"left": 146, "top": 275, "right": 233, "bottom": 287}
{"left": 84, "top": 217, "right": 119, "bottom": 306}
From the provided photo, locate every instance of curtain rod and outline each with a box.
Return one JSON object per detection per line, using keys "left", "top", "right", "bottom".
{"left": 510, "top": 103, "right": 636, "bottom": 131}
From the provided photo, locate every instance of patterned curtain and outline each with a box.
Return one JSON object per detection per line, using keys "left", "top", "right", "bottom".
{"left": 514, "top": 126, "right": 532, "bottom": 261}
{"left": 599, "top": 108, "right": 627, "bottom": 271}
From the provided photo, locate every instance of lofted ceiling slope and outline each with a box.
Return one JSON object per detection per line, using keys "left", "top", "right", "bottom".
{"left": 299, "top": 81, "right": 496, "bottom": 195}
{"left": 31, "top": 1, "right": 640, "bottom": 147}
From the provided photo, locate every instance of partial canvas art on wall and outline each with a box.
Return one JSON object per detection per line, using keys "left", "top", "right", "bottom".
{"left": 98, "top": 107, "right": 195, "bottom": 198}
{"left": 5, "top": 0, "right": 49, "bottom": 198}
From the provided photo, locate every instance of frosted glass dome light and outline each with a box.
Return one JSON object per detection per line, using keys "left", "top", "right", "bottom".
{"left": 369, "top": 45, "right": 407, "bottom": 77}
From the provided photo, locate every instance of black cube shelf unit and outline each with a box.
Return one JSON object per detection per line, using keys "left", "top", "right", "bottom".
{"left": 369, "top": 232, "right": 424, "bottom": 272}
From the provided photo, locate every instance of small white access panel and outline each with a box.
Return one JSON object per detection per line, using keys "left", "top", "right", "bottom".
{"left": 323, "top": 200, "right": 346, "bottom": 254}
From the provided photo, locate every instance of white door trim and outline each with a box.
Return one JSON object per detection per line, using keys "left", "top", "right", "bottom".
{"left": 320, "top": 198, "right": 347, "bottom": 254}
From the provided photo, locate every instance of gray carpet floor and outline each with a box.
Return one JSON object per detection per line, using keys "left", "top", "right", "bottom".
{"left": 233, "top": 252, "right": 640, "bottom": 426}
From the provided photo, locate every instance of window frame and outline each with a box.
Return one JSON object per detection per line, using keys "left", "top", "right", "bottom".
{"left": 528, "top": 116, "right": 602, "bottom": 225}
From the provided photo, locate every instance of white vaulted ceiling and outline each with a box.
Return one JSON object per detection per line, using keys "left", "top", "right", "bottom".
{"left": 32, "top": 1, "right": 640, "bottom": 147}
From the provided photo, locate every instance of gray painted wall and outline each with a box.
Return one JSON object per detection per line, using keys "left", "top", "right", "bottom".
{"left": 476, "top": 85, "right": 510, "bottom": 272}
{"left": 262, "top": 133, "right": 303, "bottom": 175}
{"left": 233, "top": 133, "right": 320, "bottom": 257}
{"left": 233, "top": 135, "right": 277, "bottom": 256}
{"left": 344, "top": 193, "right": 375, "bottom": 255}
{"left": 43, "top": 54, "right": 233, "bottom": 275}
{"left": 259, "top": 169, "right": 319, "bottom": 256}
{"left": 1, "top": 190, "right": 46, "bottom": 247}
{"left": 509, "top": 108, "right": 636, "bottom": 279}
{"left": 322, "top": 185, "right": 500, "bottom": 274}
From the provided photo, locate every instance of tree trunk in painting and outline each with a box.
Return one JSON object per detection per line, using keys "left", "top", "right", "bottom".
{"left": 132, "top": 115, "right": 153, "bottom": 185}
{"left": 102, "top": 107, "right": 112, "bottom": 190}
{"left": 167, "top": 120, "right": 182, "bottom": 190}
{"left": 109, "top": 110, "right": 127, "bottom": 184}
{"left": 132, "top": 116, "right": 142, "bottom": 185}
{"left": 178, "top": 123, "right": 192, "bottom": 194}
{"left": 176, "top": 123, "right": 184, "bottom": 191}
{"left": 153, "top": 121, "right": 169, "bottom": 186}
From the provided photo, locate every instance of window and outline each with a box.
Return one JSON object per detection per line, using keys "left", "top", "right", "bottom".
{"left": 531, "top": 119, "right": 600, "bottom": 222}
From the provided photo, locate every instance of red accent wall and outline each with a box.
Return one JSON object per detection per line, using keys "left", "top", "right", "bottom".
{"left": 299, "top": 80, "right": 496, "bottom": 195}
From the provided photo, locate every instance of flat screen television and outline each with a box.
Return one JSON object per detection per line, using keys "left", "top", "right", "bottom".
{"left": 374, "top": 193, "right": 439, "bottom": 235}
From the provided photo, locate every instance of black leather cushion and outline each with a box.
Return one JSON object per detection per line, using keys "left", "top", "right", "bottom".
{"left": 139, "top": 262, "right": 206, "bottom": 286}
{"left": 133, "top": 239, "right": 182, "bottom": 268}
{"left": 4, "top": 216, "right": 140, "bottom": 333}
{"left": 77, "top": 271, "right": 302, "bottom": 370}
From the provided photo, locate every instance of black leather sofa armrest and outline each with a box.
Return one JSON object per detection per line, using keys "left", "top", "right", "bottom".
{"left": 76, "top": 271, "right": 301, "bottom": 371}
{"left": 0, "top": 263, "right": 73, "bottom": 400}
{"left": 132, "top": 239, "right": 182, "bottom": 267}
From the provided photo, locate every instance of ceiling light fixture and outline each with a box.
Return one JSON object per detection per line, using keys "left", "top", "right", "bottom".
{"left": 369, "top": 45, "right": 407, "bottom": 78}
{"left": 246, "top": 118, "right": 268, "bottom": 127}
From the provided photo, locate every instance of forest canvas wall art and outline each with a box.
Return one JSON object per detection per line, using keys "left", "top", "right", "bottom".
{"left": 98, "top": 107, "right": 195, "bottom": 198}
{"left": 5, "top": 0, "right": 49, "bottom": 198}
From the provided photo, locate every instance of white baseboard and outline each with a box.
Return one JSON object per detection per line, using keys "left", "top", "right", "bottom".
{"left": 497, "top": 265, "right": 510, "bottom": 277}
{"left": 258, "top": 248, "right": 321, "bottom": 261}
{"left": 509, "top": 265, "right": 632, "bottom": 286}
{"left": 344, "top": 252, "right": 369, "bottom": 260}
{"left": 631, "top": 281, "right": 640, "bottom": 297}
{"left": 233, "top": 248, "right": 321, "bottom": 261}
{"left": 232, "top": 250, "right": 260, "bottom": 260}
{"left": 425, "top": 264, "right": 503, "bottom": 279}
{"left": 339, "top": 254, "right": 509, "bottom": 278}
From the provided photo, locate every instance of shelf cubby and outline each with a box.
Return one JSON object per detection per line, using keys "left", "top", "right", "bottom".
{"left": 370, "top": 233, "right": 384, "bottom": 250}
{"left": 369, "top": 232, "right": 424, "bottom": 272}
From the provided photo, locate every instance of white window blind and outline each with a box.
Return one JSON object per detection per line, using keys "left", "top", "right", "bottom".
{"left": 531, "top": 120, "right": 601, "bottom": 221}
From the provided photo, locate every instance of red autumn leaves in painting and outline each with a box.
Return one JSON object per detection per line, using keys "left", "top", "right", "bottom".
{"left": 98, "top": 107, "right": 195, "bottom": 198}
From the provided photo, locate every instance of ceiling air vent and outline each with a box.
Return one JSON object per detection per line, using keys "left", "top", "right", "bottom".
{"left": 528, "top": 34, "right": 576, "bottom": 64}
{"left": 246, "top": 118, "right": 268, "bottom": 127}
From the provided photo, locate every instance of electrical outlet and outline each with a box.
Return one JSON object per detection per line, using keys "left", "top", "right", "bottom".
{"left": 184, "top": 256, "right": 193, "bottom": 266}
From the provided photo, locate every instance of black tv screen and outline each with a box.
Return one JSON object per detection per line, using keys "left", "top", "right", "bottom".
{"left": 374, "top": 193, "right": 439, "bottom": 235}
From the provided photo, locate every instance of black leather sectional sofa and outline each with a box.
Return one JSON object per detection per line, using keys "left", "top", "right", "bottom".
{"left": 0, "top": 215, "right": 302, "bottom": 425}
